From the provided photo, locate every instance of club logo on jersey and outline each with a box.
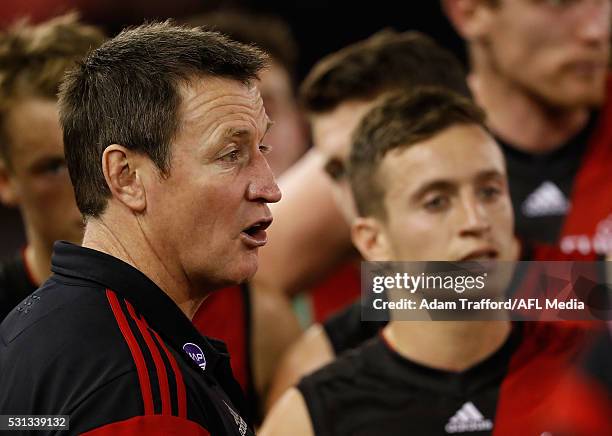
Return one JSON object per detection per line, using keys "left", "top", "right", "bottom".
{"left": 561, "top": 213, "right": 612, "bottom": 255}
{"left": 223, "top": 400, "right": 248, "bottom": 436}
{"left": 445, "top": 401, "right": 493, "bottom": 433}
{"left": 182, "top": 342, "right": 206, "bottom": 371}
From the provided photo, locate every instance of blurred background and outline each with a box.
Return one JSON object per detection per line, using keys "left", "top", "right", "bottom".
{"left": 0, "top": 0, "right": 465, "bottom": 258}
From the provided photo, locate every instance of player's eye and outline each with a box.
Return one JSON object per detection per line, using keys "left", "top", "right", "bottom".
{"left": 324, "top": 157, "right": 346, "bottom": 181}
{"left": 423, "top": 195, "right": 450, "bottom": 212}
{"left": 478, "top": 186, "right": 502, "bottom": 202}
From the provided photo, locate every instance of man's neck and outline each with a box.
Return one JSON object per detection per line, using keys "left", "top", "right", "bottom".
{"left": 469, "top": 71, "right": 589, "bottom": 154}
{"left": 383, "top": 320, "right": 511, "bottom": 373}
{"left": 23, "top": 236, "right": 52, "bottom": 287}
{"left": 82, "top": 214, "right": 205, "bottom": 320}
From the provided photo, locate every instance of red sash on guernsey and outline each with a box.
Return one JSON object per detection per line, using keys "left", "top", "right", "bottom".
{"left": 533, "top": 77, "right": 612, "bottom": 260}
{"left": 310, "top": 261, "right": 361, "bottom": 323}
{"left": 493, "top": 322, "right": 601, "bottom": 435}
{"left": 192, "top": 286, "right": 249, "bottom": 392}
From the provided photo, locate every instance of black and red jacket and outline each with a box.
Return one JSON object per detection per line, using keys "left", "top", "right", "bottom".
{"left": 0, "top": 241, "right": 253, "bottom": 435}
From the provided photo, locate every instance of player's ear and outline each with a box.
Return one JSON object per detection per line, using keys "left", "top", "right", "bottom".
{"left": 101, "top": 144, "right": 146, "bottom": 213}
{"left": 351, "top": 216, "right": 393, "bottom": 262}
{"left": 0, "top": 159, "right": 19, "bottom": 207}
{"left": 442, "top": 0, "right": 497, "bottom": 40}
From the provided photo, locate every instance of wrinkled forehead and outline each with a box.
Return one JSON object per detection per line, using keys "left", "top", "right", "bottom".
{"left": 178, "top": 75, "right": 268, "bottom": 128}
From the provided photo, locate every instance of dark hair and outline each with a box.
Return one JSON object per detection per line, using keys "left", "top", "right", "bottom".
{"left": 180, "top": 10, "right": 298, "bottom": 81}
{"left": 299, "top": 30, "right": 470, "bottom": 114}
{"left": 349, "top": 88, "right": 487, "bottom": 218}
{"left": 0, "top": 13, "right": 105, "bottom": 166}
{"left": 58, "top": 21, "right": 268, "bottom": 217}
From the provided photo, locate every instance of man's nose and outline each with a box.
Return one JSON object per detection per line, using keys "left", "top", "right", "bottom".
{"left": 576, "top": 0, "right": 611, "bottom": 44}
{"left": 246, "top": 154, "right": 282, "bottom": 203}
{"left": 458, "top": 195, "right": 491, "bottom": 237}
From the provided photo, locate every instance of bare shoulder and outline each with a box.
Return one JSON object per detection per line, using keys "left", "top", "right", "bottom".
{"left": 259, "top": 388, "right": 314, "bottom": 436}
{"left": 266, "top": 323, "right": 334, "bottom": 410}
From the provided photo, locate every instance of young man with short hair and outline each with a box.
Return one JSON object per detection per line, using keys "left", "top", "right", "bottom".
{"left": 261, "top": 88, "right": 594, "bottom": 436}
{"left": 0, "top": 14, "right": 105, "bottom": 320}
{"left": 267, "top": 30, "right": 473, "bottom": 407}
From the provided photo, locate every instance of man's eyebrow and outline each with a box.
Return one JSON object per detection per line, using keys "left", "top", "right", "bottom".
{"left": 221, "top": 127, "right": 250, "bottom": 139}
{"left": 220, "top": 120, "right": 274, "bottom": 141}
{"left": 411, "top": 180, "right": 456, "bottom": 201}
{"left": 410, "top": 169, "right": 506, "bottom": 201}
{"left": 474, "top": 169, "right": 505, "bottom": 182}
{"left": 264, "top": 119, "right": 274, "bottom": 137}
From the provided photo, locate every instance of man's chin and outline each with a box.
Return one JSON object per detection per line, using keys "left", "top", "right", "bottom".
{"left": 546, "top": 78, "right": 606, "bottom": 109}
{"left": 223, "top": 259, "right": 259, "bottom": 286}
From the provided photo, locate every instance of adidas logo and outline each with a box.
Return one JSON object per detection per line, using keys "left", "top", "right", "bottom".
{"left": 521, "top": 181, "right": 570, "bottom": 217}
{"left": 445, "top": 401, "right": 493, "bottom": 433}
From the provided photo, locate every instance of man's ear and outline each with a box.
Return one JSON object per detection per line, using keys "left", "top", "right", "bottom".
{"left": 351, "top": 216, "right": 393, "bottom": 262}
{"left": 101, "top": 145, "right": 146, "bottom": 213}
{"left": 0, "top": 160, "right": 18, "bottom": 207}
{"left": 442, "top": 0, "right": 496, "bottom": 40}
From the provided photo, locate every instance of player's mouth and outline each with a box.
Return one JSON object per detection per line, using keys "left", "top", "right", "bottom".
{"left": 458, "top": 248, "right": 498, "bottom": 262}
{"left": 240, "top": 218, "right": 272, "bottom": 248}
{"left": 568, "top": 60, "right": 607, "bottom": 77}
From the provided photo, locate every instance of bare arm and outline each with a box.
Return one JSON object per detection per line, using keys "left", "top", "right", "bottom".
{"left": 259, "top": 388, "right": 315, "bottom": 436}
{"left": 254, "top": 149, "right": 353, "bottom": 294}
{"left": 251, "top": 286, "right": 303, "bottom": 413}
{"left": 265, "top": 323, "right": 334, "bottom": 412}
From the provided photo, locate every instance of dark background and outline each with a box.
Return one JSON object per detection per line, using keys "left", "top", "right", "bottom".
{"left": 0, "top": 0, "right": 465, "bottom": 257}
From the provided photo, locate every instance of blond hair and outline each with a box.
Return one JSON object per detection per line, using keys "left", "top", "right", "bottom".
{"left": 0, "top": 13, "right": 105, "bottom": 161}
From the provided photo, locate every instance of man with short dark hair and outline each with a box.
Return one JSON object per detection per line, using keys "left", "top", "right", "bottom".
{"left": 261, "top": 88, "right": 593, "bottom": 436}
{"left": 267, "top": 1, "right": 612, "bottom": 405}
{"left": 0, "top": 21, "right": 280, "bottom": 435}
{"left": 182, "top": 10, "right": 308, "bottom": 176}
{"left": 267, "top": 30, "right": 472, "bottom": 406}
{"left": 256, "top": 30, "right": 471, "bottom": 302}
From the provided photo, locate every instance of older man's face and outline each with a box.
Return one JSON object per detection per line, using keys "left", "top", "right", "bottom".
{"left": 142, "top": 77, "right": 281, "bottom": 291}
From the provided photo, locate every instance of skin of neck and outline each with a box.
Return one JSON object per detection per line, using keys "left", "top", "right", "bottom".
{"left": 469, "top": 47, "right": 589, "bottom": 154}
{"left": 383, "top": 320, "right": 512, "bottom": 373}
{"left": 82, "top": 204, "right": 205, "bottom": 320}
{"left": 23, "top": 225, "right": 53, "bottom": 287}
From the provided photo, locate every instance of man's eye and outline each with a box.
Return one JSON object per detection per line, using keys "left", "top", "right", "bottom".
{"left": 479, "top": 186, "right": 501, "bottom": 201}
{"left": 423, "top": 196, "right": 449, "bottom": 212}
{"left": 543, "top": 0, "right": 577, "bottom": 7}
{"left": 220, "top": 150, "right": 241, "bottom": 162}
{"left": 259, "top": 144, "right": 272, "bottom": 155}
{"left": 323, "top": 158, "right": 346, "bottom": 181}
{"left": 36, "top": 159, "right": 67, "bottom": 175}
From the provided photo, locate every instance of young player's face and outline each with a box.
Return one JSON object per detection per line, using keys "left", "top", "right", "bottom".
{"left": 311, "top": 100, "right": 377, "bottom": 223}
{"left": 0, "top": 98, "right": 84, "bottom": 248}
{"left": 482, "top": 0, "right": 610, "bottom": 108}
{"left": 374, "top": 124, "right": 516, "bottom": 262}
{"left": 258, "top": 61, "right": 308, "bottom": 176}
{"left": 141, "top": 77, "right": 281, "bottom": 290}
